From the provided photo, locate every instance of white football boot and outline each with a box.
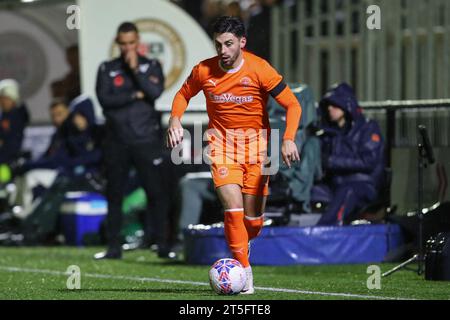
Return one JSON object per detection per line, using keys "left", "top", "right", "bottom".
{"left": 240, "top": 265, "right": 255, "bottom": 294}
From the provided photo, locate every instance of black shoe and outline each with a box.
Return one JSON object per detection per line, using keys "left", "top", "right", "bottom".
{"left": 157, "top": 250, "right": 178, "bottom": 260}
{"left": 94, "top": 249, "right": 122, "bottom": 260}
{"left": 157, "top": 245, "right": 178, "bottom": 260}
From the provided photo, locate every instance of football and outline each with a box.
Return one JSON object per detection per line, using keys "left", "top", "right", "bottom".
{"left": 208, "top": 258, "right": 247, "bottom": 295}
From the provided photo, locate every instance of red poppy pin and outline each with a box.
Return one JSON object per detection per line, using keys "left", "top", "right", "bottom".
{"left": 114, "top": 75, "right": 124, "bottom": 87}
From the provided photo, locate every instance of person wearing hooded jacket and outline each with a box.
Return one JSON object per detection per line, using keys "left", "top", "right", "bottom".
{"left": 313, "top": 83, "right": 385, "bottom": 226}
{"left": 18, "top": 95, "right": 104, "bottom": 245}
{"left": 64, "top": 94, "right": 102, "bottom": 175}
{"left": 12, "top": 96, "right": 102, "bottom": 219}
{"left": 18, "top": 96, "right": 101, "bottom": 176}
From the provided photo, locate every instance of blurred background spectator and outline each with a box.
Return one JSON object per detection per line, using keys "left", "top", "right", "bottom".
{"left": 0, "top": 79, "right": 30, "bottom": 166}
{"left": 174, "top": 0, "right": 279, "bottom": 61}
{"left": 312, "top": 83, "right": 386, "bottom": 226}
{"left": 10, "top": 96, "right": 103, "bottom": 244}
{"left": 51, "top": 45, "right": 81, "bottom": 104}
{"left": 12, "top": 100, "right": 70, "bottom": 219}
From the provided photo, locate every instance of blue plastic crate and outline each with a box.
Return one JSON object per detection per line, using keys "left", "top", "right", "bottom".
{"left": 60, "top": 192, "right": 107, "bottom": 246}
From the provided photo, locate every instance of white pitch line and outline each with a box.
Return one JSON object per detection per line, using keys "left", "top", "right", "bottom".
{"left": 0, "top": 265, "right": 414, "bottom": 300}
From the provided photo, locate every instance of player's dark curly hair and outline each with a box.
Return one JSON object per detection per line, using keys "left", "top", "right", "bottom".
{"left": 212, "top": 16, "right": 246, "bottom": 38}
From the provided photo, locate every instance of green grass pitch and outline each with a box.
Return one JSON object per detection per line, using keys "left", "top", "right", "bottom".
{"left": 0, "top": 247, "right": 449, "bottom": 300}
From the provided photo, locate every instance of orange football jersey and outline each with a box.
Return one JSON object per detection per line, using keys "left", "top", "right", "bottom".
{"left": 172, "top": 51, "right": 283, "bottom": 134}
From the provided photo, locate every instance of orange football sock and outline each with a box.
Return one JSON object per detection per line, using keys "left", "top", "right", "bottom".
{"left": 244, "top": 215, "right": 264, "bottom": 240}
{"left": 224, "top": 209, "right": 250, "bottom": 267}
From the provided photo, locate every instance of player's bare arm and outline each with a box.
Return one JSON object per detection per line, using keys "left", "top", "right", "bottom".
{"left": 167, "top": 116, "right": 184, "bottom": 149}
{"left": 281, "top": 139, "right": 300, "bottom": 168}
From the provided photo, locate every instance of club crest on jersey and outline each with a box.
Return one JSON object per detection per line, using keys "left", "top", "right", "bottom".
{"left": 240, "top": 77, "right": 251, "bottom": 87}
{"left": 218, "top": 166, "right": 229, "bottom": 178}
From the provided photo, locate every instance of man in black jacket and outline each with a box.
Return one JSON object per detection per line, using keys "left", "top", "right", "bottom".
{"left": 95, "top": 22, "right": 171, "bottom": 259}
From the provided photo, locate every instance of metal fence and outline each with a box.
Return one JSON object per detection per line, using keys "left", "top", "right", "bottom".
{"left": 271, "top": 0, "right": 450, "bottom": 101}
{"left": 360, "top": 99, "right": 450, "bottom": 166}
{"left": 359, "top": 99, "right": 450, "bottom": 210}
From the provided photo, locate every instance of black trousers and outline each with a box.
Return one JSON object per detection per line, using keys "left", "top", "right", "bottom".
{"left": 103, "top": 138, "right": 169, "bottom": 250}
